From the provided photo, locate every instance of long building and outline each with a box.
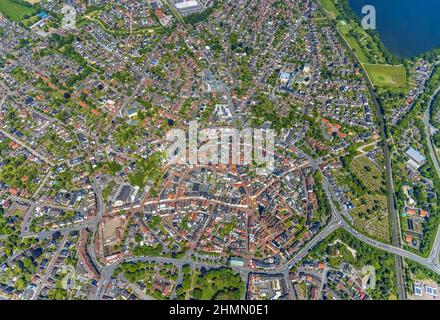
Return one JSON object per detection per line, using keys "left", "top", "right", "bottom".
{"left": 173, "top": 0, "right": 204, "bottom": 16}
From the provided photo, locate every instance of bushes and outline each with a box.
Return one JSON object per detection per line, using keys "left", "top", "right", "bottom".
{"left": 313, "top": 171, "right": 331, "bottom": 221}
{"left": 132, "top": 244, "right": 163, "bottom": 257}
{"left": 128, "top": 152, "right": 164, "bottom": 189}
{"left": 180, "top": 267, "right": 245, "bottom": 300}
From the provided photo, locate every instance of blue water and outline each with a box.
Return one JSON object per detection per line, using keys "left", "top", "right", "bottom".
{"left": 348, "top": 0, "right": 440, "bottom": 57}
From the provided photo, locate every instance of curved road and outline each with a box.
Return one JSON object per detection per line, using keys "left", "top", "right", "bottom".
{"left": 423, "top": 87, "right": 440, "bottom": 177}
{"left": 320, "top": 178, "right": 440, "bottom": 275}
{"left": 318, "top": 1, "right": 405, "bottom": 299}
{"left": 423, "top": 87, "right": 440, "bottom": 265}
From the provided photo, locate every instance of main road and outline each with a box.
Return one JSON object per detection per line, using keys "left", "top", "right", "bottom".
{"left": 423, "top": 87, "right": 440, "bottom": 177}
{"left": 423, "top": 87, "right": 440, "bottom": 266}
{"left": 366, "top": 79, "right": 406, "bottom": 300}
{"left": 92, "top": 171, "right": 440, "bottom": 299}
{"left": 317, "top": 178, "right": 440, "bottom": 275}
{"left": 317, "top": 1, "right": 405, "bottom": 298}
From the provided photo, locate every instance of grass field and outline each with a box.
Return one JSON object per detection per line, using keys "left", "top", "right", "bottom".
{"left": 364, "top": 64, "right": 407, "bottom": 87}
{"left": 318, "top": 0, "right": 339, "bottom": 18}
{"left": 0, "top": 0, "right": 36, "bottom": 21}
{"left": 338, "top": 22, "right": 369, "bottom": 64}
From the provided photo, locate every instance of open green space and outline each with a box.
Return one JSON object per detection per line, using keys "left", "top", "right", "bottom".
{"left": 0, "top": 0, "right": 36, "bottom": 21}
{"left": 318, "top": 0, "right": 339, "bottom": 19}
{"left": 337, "top": 22, "right": 369, "bottom": 63}
{"left": 364, "top": 64, "right": 407, "bottom": 88}
{"left": 176, "top": 266, "right": 245, "bottom": 300}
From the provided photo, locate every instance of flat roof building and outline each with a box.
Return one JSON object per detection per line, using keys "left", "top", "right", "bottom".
{"left": 229, "top": 256, "right": 245, "bottom": 267}
{"left": 406, "top": 147, "right": 426, "bottom": 164}
{"left": 173, "top": 0, "right": 204, "bottom": 16}
{"left": 406, "top": 147, "right": 426, "bottom": 169}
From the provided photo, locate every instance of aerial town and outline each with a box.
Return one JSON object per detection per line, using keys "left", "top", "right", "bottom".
{"left": 0, "top": 0, "right": 440, "bottom": 302}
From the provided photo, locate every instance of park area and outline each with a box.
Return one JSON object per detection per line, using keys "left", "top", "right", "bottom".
{"left": 364, "top": 64, "right": 407, "bottom": 88}
{"left": 176, "top": 266, "right": 245, "bottom": 300}
{"left": 0, "top": 0, "right": 37, "bottom": 21}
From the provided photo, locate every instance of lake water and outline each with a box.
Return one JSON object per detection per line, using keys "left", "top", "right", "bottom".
{"left": 348, "top": 0, "right": 440, "bottom": 57}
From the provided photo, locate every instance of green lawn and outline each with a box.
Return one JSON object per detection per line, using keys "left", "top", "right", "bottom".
{"left": 364, "top": 64, "right": 407, "bottom": 87}
{"left": 0, "top": 0, "right": 36, "bottom": 21}
{"left": 319, "top": 0, "right": 339, "bottom": 18}
{"left": 338, "top": 22, "right": 369, "bottom": 64}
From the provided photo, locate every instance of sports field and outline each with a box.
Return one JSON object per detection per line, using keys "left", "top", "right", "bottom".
{"left": 0, "top": 0, "right": 36, "bottom": 21}
{"left": 364, "top": 64, "right": 407, "bottom": 88}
